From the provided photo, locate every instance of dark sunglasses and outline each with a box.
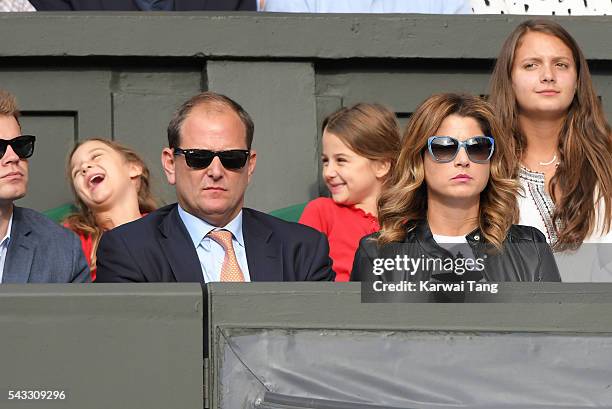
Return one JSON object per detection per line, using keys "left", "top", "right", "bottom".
{"left": 174, "top": 148, "right": 250, "bottom": 170}
{"left": 0, "top": 135, "right": 36, "bottom": 159}
{"left": 427, "top": 136, "right": 494, "bottom": 164}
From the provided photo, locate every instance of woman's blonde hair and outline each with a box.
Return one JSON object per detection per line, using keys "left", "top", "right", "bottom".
{"left": 64, "top": 138, "right": 157, "bottom": 269}
{"left": 377, "top": 93, "right": 519, "bottom": 249}
{"left": 489, "top": 19, "right": 612, "bottom": 250}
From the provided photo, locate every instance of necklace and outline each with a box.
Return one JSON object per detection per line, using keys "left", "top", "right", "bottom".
{"left": 538, "top": 154, "right": 558, "bottom": 166}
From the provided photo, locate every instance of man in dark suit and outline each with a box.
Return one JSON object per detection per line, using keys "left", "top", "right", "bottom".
{"left": 96, "top": 92, "right": 334, "bottom": 282}
{"left": 0, "top": 90, "right": 90, "bottom": 283}
{"left": 29, "top": 0, "right": 255, "bottom": 10}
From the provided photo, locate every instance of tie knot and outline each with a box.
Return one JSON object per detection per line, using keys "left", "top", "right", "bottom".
{"left": 207, "top": 229, "right": 233, "bottom": 250}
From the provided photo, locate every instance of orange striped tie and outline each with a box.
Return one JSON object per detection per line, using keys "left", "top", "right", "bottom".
{"left": 207, "top": 230, "right": 245, "bottom": 282}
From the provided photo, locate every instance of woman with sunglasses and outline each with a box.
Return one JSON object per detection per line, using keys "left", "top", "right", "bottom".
{"left": 350, "top": 93, "right": 560, "bottom": 283}
{"left": 64, "top": 138, "right": 157, "bottom": 281}
{"left": 489, "top": 20, "right": 612, "bottom": 281}
{"left": 299, "top": 103, "right": 400, "bottom": 281}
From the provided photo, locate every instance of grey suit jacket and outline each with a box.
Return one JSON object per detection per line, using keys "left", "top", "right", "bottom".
{"left": 2, "top": 206, "right": 90, "bottom": 283}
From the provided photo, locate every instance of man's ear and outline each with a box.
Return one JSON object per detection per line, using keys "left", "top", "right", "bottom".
{"left": 161, "top": 148, "right": 176, "bottom": 185}
{"left": 246, "top": 149, "right": 257, "bottom": 183}
{"left": 373, "top": 159, "right": 392, "bottom": 179}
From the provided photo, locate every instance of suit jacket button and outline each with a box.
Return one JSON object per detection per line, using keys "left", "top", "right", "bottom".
{"left": 473, "top": 234, "right": 480, "bottom": 241}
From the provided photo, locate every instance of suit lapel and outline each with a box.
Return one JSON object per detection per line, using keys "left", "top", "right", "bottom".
{"left": 158, "top": 205, "right": 204, "bottom": 283}
{"left": 243, "top": 209, "right": 282, "bottom": 281}
{"left": 3, "top": 207, "right": 33, "bottom": 283}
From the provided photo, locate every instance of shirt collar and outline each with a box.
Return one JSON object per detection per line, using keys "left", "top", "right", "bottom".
{"left": 0, "top": 211, "right": 14, "bottom": 248}
{"left": 177, "top": 205, "right": 245, "bottom": 248}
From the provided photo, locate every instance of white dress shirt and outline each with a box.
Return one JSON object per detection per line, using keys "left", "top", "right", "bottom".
{"left": 178, "top": 205, "right": 251, "bottom": 283}
{"left": 0, "top": 0, "right": 36, "bottom": 11}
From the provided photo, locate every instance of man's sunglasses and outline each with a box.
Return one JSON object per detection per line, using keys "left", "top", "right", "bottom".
{"left": 427, "top": 136, "right": 494, "bottom": 164}
{"left": 174, "top": 148, "right": 250, "bottom": 170}
{"left": 0, "top": 135, "right": 36, "bottom": 159}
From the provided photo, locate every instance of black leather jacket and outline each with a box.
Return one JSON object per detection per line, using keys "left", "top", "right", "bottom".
{"left": 350, "top": 221, "right": 561, "bottom": 282}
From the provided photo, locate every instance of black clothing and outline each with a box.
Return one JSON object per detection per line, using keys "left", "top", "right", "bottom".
{"left": 134, "top": 0, "right": 173, "bottom": 10}
{"left": 350, "top": 221, "right": 561, "bottom": 282}
{"left": 96, "top": 204, "right": 334, "bottom": 283}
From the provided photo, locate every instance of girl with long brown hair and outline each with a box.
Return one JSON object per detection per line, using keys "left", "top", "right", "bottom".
{"left": 350, "top": 93, "right": 559, "bottom": 283}
{"left": 64, "top": 138, "right": 157, "bottom": 280}
{"left": 299, "top": 103, "right": 401, "bottom": 281}
{"left": 489, "top": 19, "right": 612, "bottom": 281}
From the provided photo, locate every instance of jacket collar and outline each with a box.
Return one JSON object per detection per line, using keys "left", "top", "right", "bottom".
{"left": 157, "top": 205, "right": 283, "bottom": 282}
{"left": 408, "top": 219, "right": 483, "bottom": 247}
{"left": 242, "top": 209, "right": 282, "bottom": 281}
{"left": 407, "top": 220, "right": 485, "bottom": 282}
{"left": 3, "top": 206, "right": 34, "bottom": 283}
{"left": 158, "top": 205, "right": 204, "bottom": 283}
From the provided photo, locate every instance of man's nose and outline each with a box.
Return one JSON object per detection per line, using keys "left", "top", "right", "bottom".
{"left": 206, "top": 156, "right": 225, "bottom": 179}
{"left": 1, "top": 144, "right": 20, "bottom": 164}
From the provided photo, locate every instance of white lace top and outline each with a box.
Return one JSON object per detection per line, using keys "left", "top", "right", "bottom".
{"left": 518, "top": 166, "right": 612, "bottom": 282}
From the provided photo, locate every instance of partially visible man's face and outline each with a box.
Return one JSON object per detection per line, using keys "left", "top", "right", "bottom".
{"left": 0, "top": 115, "right": 28, "bottom": 204}
{"left": 162, "top": 105, "right": 256, "bottom": 227}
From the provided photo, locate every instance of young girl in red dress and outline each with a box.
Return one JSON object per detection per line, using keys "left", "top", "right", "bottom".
{"left": 299, "top": 104, "right": 400, "bottom": 281}
{"left": 64, "top": 138, "right": 157, "bottom": 280}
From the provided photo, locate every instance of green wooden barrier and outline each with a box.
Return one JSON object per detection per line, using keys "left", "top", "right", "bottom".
{"left": 42, "top": 203, "right": 76, "bottom": 223}
{"left": 268, "top": 202, "right": 307, "bottom": 223}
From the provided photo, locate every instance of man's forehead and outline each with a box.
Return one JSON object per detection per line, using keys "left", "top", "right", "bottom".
{"left": 188, "top": 102, "right": 238, "bottom": 120}
{"left": 0, "top": 114, "right": 21, "bottom": 140}
{"left": 181, "top": 104, "right": 246, "bottom": 143}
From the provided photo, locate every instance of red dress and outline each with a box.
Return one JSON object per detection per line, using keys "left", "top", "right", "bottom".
{"left": 77, "top": 233, "right": 96, "bottom": 281}
{"left": 61, "top": 227, "right": 95, "bottom": 281}
{"left": 299, "top": 197, "right": 379, "bottom": 281}
{"left": 66, "top": 214, "right": 147, "bottom": 282}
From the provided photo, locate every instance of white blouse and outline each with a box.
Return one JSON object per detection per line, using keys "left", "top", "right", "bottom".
{"left": 518, "top": 166, "right": 612, "bottom": 282}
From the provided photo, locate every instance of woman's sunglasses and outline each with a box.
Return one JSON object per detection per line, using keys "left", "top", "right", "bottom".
{"left": 427, "top": 136, "right": 494, "bottom": 164}
{"left": 174, "top": 148, "right": 250, "bottom": 170}
{"left": 0, "top": 135, "right": 36, "bottom": 159}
